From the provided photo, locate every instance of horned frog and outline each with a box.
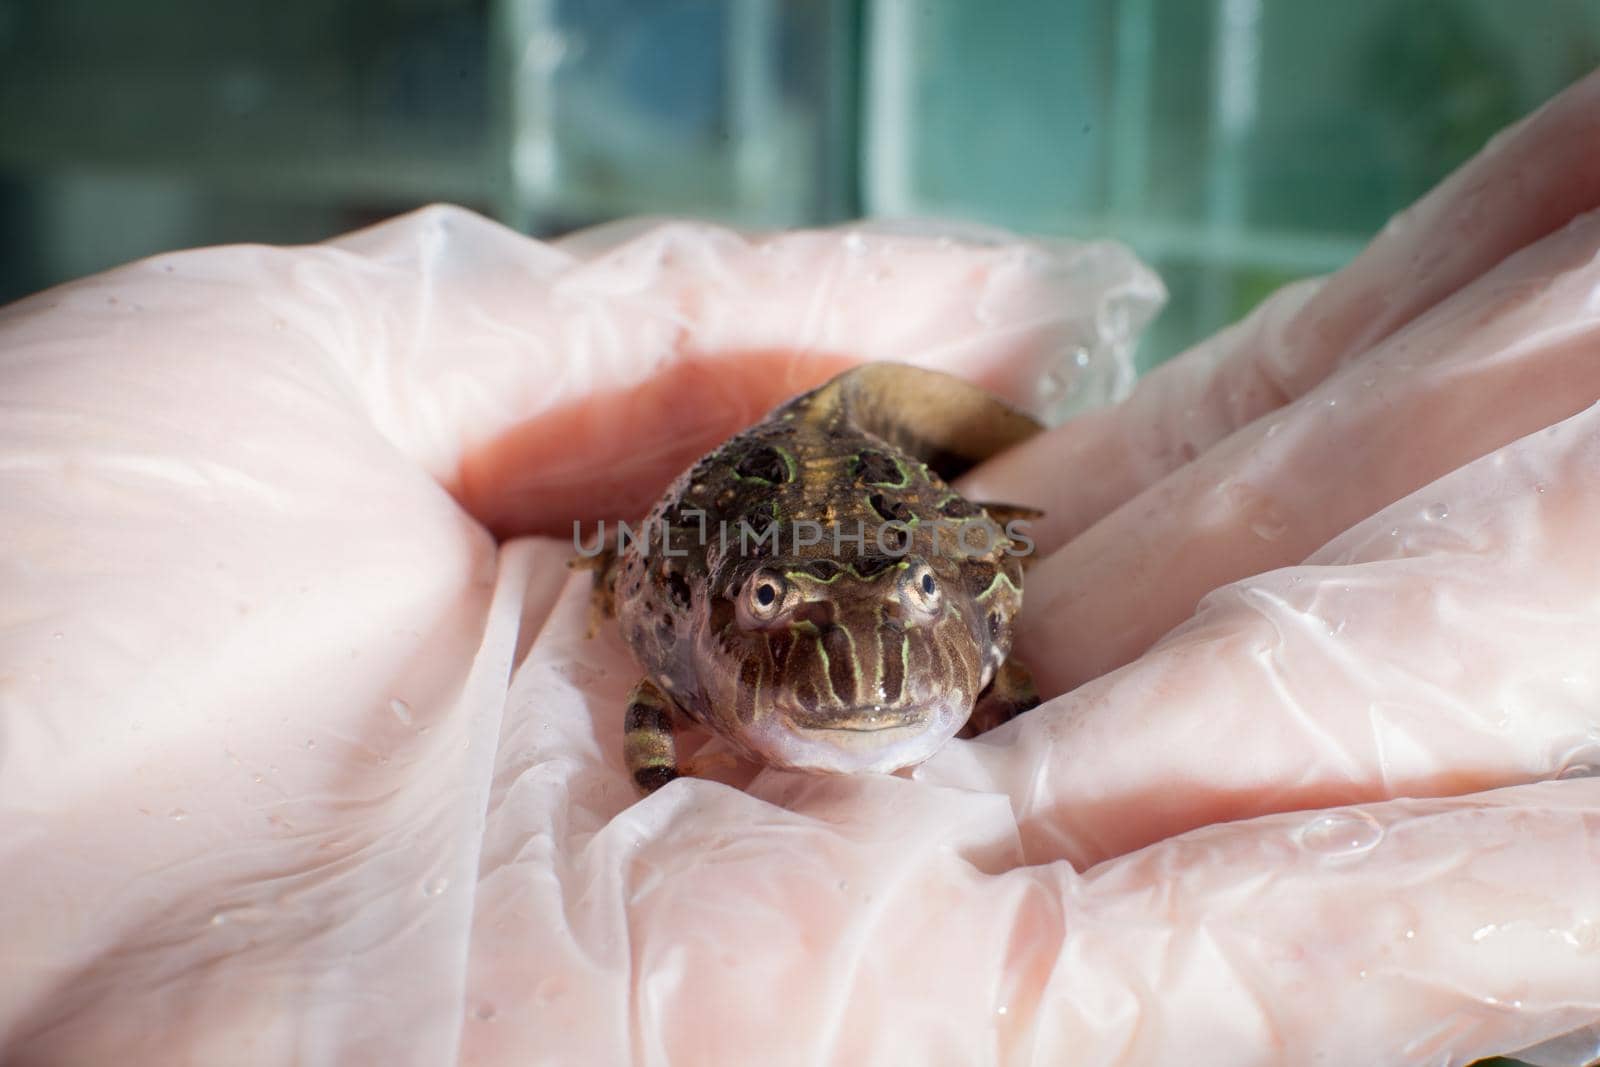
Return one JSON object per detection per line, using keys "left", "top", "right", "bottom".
{"left": 589, "top": 362, "right": 1044, "bottom": 793}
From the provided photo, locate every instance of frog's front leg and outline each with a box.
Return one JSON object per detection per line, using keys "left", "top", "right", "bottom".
{"left": 570, "top": 545, "right": 620, "bottom": 639}
{"left": 959, "top": 657, "right": 1041, "bottom": 738}
{"left": 625, "top": 678, "right": 682, "bottom": 794}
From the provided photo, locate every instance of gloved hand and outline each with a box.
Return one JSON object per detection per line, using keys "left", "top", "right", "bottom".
{"left": 5, "top": 69, "right": 1600, "bottom": 1067}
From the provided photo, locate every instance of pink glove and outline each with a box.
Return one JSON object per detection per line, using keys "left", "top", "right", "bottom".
{"left": 5, "top": 70, "right": 1600, "bottom": 1066}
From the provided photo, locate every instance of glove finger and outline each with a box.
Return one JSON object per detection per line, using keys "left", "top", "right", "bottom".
{"left": 1014, "top": 206, "right": 1600, "bottom": 694}
{"left": 922, "top": 391, "right": 1600, "bottom": 870}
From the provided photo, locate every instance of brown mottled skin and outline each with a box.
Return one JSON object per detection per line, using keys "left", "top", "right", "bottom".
{"left": 605, "top": 363, "right": 1044, "bottom": 793}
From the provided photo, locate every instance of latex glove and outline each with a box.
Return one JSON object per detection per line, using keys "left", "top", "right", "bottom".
{"left": 5, "top": 71, "right": 1600, "bottom": 1067}
{"left": 0, "top": 210, "right": 1156, "bottom": 1062}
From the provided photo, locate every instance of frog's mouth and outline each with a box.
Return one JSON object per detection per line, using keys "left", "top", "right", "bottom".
{"left": 783, "top": 704, "right": 929, "bottom": 732}
{"left": 745, "top": 695, "right": 968, "bottom": 774}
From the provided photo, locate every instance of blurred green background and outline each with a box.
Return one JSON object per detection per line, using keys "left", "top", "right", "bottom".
{"left": 1, "top": 0, "right": 1597, "bottom": 376}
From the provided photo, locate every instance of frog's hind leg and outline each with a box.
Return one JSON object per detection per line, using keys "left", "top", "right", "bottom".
{"left": 802, "top": 362, "right": 1045, "bottom": 481}
{"left": 625, "top": 678, "right": 682, "bottom": 794}
{"left": 960, "top": 658, "right": 1041, "bottom": 738}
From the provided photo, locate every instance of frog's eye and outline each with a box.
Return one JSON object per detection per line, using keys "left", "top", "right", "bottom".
{"left": 744, "top": 571, "right": 789, "bottom": 622}
{"left": 902, "top": 563, "right": 941, "bottom": 613}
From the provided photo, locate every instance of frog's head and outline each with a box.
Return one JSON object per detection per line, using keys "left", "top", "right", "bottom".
{"left": 694, "top": 547, "right": 1023, "bottom": 774}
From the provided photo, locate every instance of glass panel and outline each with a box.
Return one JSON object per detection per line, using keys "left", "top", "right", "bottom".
{"left": 495, "top": 0, "right": 858, "bottom": 229}
{"left": 862, "top": 0, "right": 1600, "bottom": 366}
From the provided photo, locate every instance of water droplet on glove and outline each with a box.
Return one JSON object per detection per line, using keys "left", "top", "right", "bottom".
{"left": 1297, "top": 810, "right": 1383, "bottom": 856}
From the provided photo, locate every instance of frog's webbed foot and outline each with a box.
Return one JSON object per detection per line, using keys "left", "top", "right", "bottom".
{"left": 960, "top": 657, "right": 1041, "bottom": 738}
{"left": 625, "top": 678, "right": 683, "bottom": 794}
